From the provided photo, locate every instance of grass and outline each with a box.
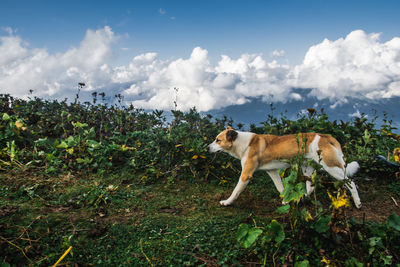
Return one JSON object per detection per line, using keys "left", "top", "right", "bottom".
{"left": 1, "top": 167, "right": 399, "bottom": 266}
{"left": 0, "top": 168, "right": 270, "bottom": 266}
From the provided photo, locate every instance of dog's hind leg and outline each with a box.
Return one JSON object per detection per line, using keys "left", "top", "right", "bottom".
{"left": 301, "top": 164, "right": 315, "bottom": 196}
{"left": 266, "top": 170, "right": 284, "bottom": 193}
{"left": 266, "top": 170, "right": 290, "bottom": 205}
{"left": 317, "top": 143, "right": 361, "bottom": 208}
{"left": 322, "top": 164, "right": 361, "bottom": 209}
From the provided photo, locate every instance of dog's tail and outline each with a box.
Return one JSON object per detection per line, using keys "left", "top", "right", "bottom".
{"left": 345, "top": 161, "right": 360, "bottom": 177}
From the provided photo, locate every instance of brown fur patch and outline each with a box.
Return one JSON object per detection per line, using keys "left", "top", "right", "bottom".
{"left": 214, "top": 128, "right": 236, "bottom": 150}
{"left": 242, "top": 133, "right": 345, "bottom": 171}
{"left": 318, "top": 135, "right": 343, "bottom": 168}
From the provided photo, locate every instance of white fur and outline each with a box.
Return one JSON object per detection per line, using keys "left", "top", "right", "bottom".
{"left": 266, "top": 170, "right": 284, "bottom": 193}
{"left": 346, "top": 161, "right": 360, "bottom": 177}
{"left": 302, "top": 164, "right": 315, "bottom": 196}
{"left": 220, "top": 179, "right": 249, "bottom": 206}
{"left": 208, "top": 141, "right": 222, "bottom": 153}
{"left": 229, "top": 131, "right": 255, "bottom": 159}
{"left": 259, "top": 160, "right": 290, "bottom": 170}
{"left": 305, "top": 134, "right": 321, "bottom": 162}
{"left": 322, "top": 165, "right": 361, "bottom": 208}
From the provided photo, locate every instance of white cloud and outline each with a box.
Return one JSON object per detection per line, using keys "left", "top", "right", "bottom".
{"left": 119, "top": 48, "right": 293, "bottom": 111}
{"left": 2, "top": 26, "right": 15, "bottom": 35}
{"left": 349, "top": 109, "right": 367, "bottom": 118}
{"left": 270, "top": 49, "right": 285, "bottom": 58}
{"left": 0, "top": 26, "right": 117, "bottom": 99}
{"left": 159, "top": 8, "right": 166, "bottom": 15}
{"left": 1, "top": 28, "right": 400, "bottom": 112}
{"left": 293, "top": 30, "right": 400, "bottom": 101}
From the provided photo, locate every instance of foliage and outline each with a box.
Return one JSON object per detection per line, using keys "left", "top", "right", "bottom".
{"left": 0, "top": 94, "right": 400, "bottom": 266}
{"left": 0, "top": 94, "right": 240, "bottom": 184}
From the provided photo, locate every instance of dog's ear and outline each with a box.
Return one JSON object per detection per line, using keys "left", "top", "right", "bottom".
{"left": 226, "top": 126, "right": 234, "bottom": 130}
{"left": 226, "top": 129, "right": 238, "bottom": 142}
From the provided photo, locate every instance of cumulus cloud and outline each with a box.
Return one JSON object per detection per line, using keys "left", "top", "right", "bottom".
{"left": 118, "top": 48, "right": 293, "bottom": 111}
{"left": 0, "top": 27, "right": 294, "bottom": 111}
{"left": 0, "top": 26, "right": 117, "bottom": 99}
{"left": 1, "top": 27, "right": 400, "bottom": 112}
{"left": 293, "top": 30, "right": 400, "bottom": 101}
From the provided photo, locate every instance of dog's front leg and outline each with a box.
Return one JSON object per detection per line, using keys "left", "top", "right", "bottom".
{"left": 220, "top": 157, "right": 256, "bottom": 206}
{"left": 220, "top": 178, "right": 249, "bottom": 206}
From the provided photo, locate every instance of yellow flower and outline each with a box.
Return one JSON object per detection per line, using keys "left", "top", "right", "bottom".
{"left": 321, "top": 256, "right": 331, "bottom": 264}
{"left": 321, "top": 256, "right": 337, "bottom": 267}
{"left": 394, "top": 148, "right": 400, "bottom": 163}
{"left": 328, "top": 191, "right": 350, "bottom": 209}
{"left": 15, "top": 120, "right": 23, "bottom": 129}
{"left": 305, "top": 211, "right": 313, "bottom": 222}
{"left": 121, "top": 144, "right": 135, "bottom": 151}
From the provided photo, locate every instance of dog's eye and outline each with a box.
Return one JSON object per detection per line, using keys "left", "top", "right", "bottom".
{"left": 216, "top": 139, "right": 221, "bottom": 143}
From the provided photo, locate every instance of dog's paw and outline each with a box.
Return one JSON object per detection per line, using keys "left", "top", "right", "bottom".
{"left": 220, "top": 199, "right": 232, "bottom": 206}
{"left": 355, "top": 202, "right": 362, "bottom": 209}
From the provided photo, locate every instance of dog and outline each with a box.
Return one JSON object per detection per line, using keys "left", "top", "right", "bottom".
{"left": 208, "top": 126, "right": 361, "bottom": 209}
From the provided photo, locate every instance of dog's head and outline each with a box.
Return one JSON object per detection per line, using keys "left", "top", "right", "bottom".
{"left": 208, "top": 126, "right": 238, "bottom": 153}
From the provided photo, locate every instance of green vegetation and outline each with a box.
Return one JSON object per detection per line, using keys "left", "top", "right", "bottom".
{"left": 0, "top": 94, "right": 399, "bottom": 266}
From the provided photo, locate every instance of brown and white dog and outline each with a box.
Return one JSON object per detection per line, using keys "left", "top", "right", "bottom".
{"left": 208, "top": 127, "right": 361, "bottom": 209}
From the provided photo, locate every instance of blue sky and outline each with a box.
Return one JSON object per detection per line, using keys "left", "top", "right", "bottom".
{"left": 1, "top": 0, "right": 400, "bottom": 111}
{"left": 2, "top": 0, "right": 400, "bottom": 64}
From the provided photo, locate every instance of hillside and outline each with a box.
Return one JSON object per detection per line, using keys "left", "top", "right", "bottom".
{"left": 0, "top": 94, "right": 399, "bottom": 266}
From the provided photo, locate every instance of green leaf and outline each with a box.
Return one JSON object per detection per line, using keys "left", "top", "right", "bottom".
{"left": 276, "top": 204, "right": 290, "bottom": 214}
{"left": 87, "top": 140, "right": 101, "bottom": 149}
{"left": 382, "top": 255, "right": 392, "bottom": 265}
{"left": 243, "top": 228, "right": 262, "bottom": 248}
{"left": 76, "top": 158, "right": 92, "bottom": 164}
{"left": 66, "top": 136, "right": 76, "bottom": 147}
{"left": 294, "top": 260, "right": 310, "bottom": 267}
{"left": 56, "top": 141, "right": 68, "bottom": 149}
{"left": 236, "top": 224, "right": 249, "bottom": 242}
{"left": 315, "top": 215, "right": 331, "bottom": 233}
{"left": 281, "top": 170, "right": 307, "bottom": 203}
{"left": 2, "top": 113, "right": 10, "bottom": 121}
{"left": 73, "top": 121, "right": 88, "bottom": 128}
{"left": 345, "top": 257, "right": 363, "bottom": 267}
{"left": 87, "top": 127, "right": 96, "bottom": 138}
{"left": 236, "top": 224, "right": 262, "bottom": 249}
{"left": 387, "top": 213, "right": 400, "bottom": 231}
{"left": 265, "top": 220, "right": 285, "bottom": 244}
{"left": 369, "top": 236, "right": 382, "bottom": 247}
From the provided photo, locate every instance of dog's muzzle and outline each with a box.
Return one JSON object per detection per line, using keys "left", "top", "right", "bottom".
{"left": 208, "top": 142, "right": 221, "bottom": 153}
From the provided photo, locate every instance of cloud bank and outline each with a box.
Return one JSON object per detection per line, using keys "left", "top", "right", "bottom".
{"left": 293, "top": 30, "right": 400, "bottom": 101}
{"left": 1, "top": 27, "right": 400, "bottom": 111}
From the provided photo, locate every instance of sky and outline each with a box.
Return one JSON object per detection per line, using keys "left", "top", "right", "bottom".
{"left": 1, "top": 0, "right": 400, "bottom": 111}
